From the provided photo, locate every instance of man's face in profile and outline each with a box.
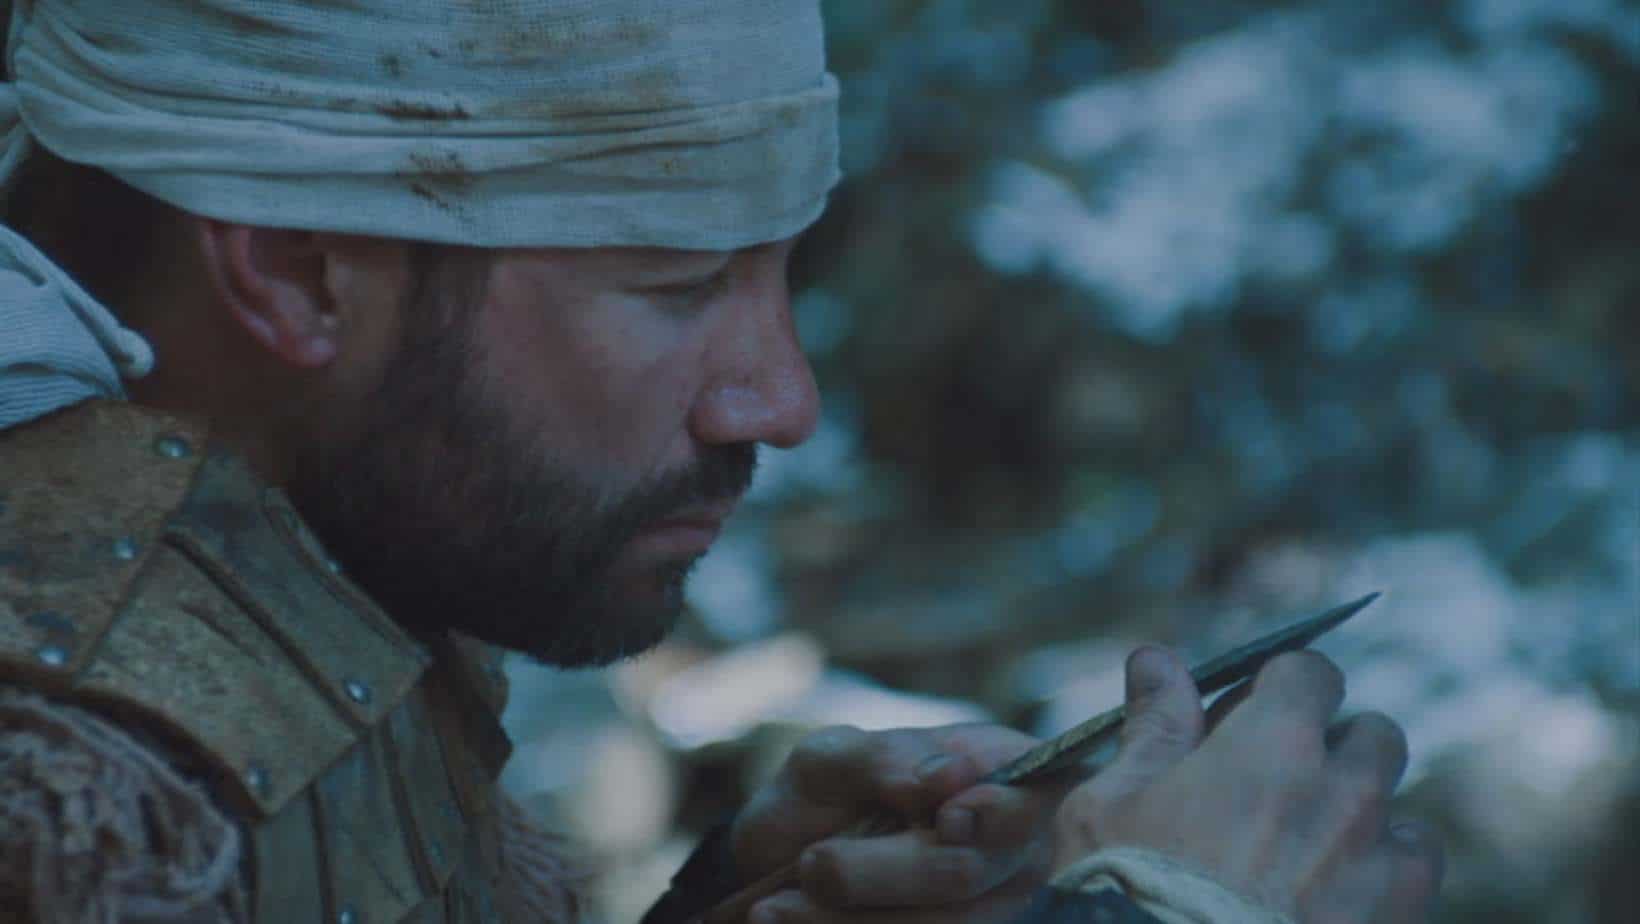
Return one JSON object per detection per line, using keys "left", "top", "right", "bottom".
{"left": 288, "top": 238, "right": 818, "bottom": 666}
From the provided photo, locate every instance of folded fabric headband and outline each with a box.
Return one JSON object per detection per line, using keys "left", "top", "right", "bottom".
{"left": 2, "top": 0, "right": 840, "bottom": 250}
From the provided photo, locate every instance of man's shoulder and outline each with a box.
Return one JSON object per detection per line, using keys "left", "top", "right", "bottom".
{"left": 0, "top": 400, "right": 432, "bottom": 822}
{"left": 0, "top": 400, "right": 208, "bottom": 586}
{"left": 0, "top": 686, "right": 248, "bottom": 922}
{"left": 0, "top": 400, "right": 213, "bottom": 732}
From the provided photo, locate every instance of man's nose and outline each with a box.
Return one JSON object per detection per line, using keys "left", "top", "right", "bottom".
{"left": 689, "top": 282, "right": 821, "bottom": 451}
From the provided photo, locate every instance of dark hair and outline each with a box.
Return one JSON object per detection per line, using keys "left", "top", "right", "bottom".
{"left": 7, "top": 148, "right": 491, "bottom": 329}
{"left": 6, "top": 147, "right": 183, "bottom": 319}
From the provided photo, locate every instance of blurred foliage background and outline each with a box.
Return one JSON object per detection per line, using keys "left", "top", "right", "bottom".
{"left": 502, "top": 1, "right": 1639, "bottom": 920}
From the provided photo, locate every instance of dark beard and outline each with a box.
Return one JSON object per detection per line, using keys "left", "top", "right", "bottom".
{"left": 285, "top": 248, "right": 757, "bottom": 667}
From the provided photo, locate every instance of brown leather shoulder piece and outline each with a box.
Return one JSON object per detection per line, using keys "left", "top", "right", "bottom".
{"left": 158, "top": 448, "right": 433, "bottom": 815}
{"left": 76, "top": 541, "right": 363, "bottom": 820}
{"left": 247, "top": 657, "right": 511, "bottom": 924}
{"left": 0, "top": 400, "right": 432, "bottom": 822}
{"left": 0, "top": 401, "right": 209, "bottom": 686}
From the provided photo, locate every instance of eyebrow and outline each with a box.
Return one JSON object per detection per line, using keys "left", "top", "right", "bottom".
{"left": 616, "top": 247, "right": 734, "bottom": 279}
{"left": 612, "top": 235, "right": 799, "bottom": 283}
{"left": 622, "top": 246, "right": 732, "bottom": 265}
{"left": 610, "top": 249, "right": 738, "bottom": 292}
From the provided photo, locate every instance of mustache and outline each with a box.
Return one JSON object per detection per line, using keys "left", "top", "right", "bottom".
{"left": 607, "top": 442, "right": 759, "bottom": 532}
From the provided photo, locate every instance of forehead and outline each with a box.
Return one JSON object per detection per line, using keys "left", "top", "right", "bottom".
{"left": 472, "top": 245, "right": 728, "bottom": 300}
{"left": 608, "top": 247, "right": 736, "bottom": 272}
{"left": 505, "top": 238, "right": 794, "bottom": 283}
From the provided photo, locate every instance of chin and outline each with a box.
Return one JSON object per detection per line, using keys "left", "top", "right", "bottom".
{"left": 508, "top": 567, "right": 691, "bottom": 669}
{"left": 519, "top": 612, "right": 679, "bottom": 669}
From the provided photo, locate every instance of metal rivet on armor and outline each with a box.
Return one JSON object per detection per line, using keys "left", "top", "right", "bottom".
{"left": 428, "top": 841, "right": 445, "bottom": 866}
{"left": 111, "top": 537, "right": 140, "bottom": 561}
{"left": 153, "top": 434, "right": 193, "bottom": 459}
{"left": 245, "top": 762, "right": 273, "bottom": 799}
{"left": 325, "top": 558, "right": 344, "bottom": 575}
{"left": 35, "top": 645, "right": 69, "bottom": 667}
{"left": 337, "top": 906, "right": 359, "bottom": 924}
{"left": 343, "top": 678, "right": 373, "bottom": 706}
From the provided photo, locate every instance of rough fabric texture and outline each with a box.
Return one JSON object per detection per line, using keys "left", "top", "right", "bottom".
{"left": 0, "top": 689, "right": 246, "bottom": 924}
{"left": 495, "top": 795, "right": 594, "bottom": 924}
{"left": 1021, "top": 886, "right": 1168, "bottom": 924}
{"left": 1052, "top": 847, "right": 1296, "bottom": 924}
{"left": 0, "top": 223, "right": 149, "bottom": 429}
{"left": 3, "top": 0, "right": 839, "bottom": 250}
{"left": 0, "top": 685, "right": 593, "bottom": 923}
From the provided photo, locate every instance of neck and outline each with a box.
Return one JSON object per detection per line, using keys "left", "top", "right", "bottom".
{"left": 124, "top": 337, "right": 296, "bottom": 488}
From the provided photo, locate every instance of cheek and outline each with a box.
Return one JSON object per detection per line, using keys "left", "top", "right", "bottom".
{"left": 472, "top": 296, "right": 703, "bottom": 462}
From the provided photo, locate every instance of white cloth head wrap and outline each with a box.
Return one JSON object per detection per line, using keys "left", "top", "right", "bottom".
{"left": 0, "top": 0, "right": 841, "bottom": 428}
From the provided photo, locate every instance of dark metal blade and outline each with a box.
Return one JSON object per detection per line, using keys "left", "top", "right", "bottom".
{"left": 982, "top": 593, "right": 1380, "bottom": 786}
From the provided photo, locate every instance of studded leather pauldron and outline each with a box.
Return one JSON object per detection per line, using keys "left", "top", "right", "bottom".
{"left": 0, "top": 401, "right": 515, "bottom": 923}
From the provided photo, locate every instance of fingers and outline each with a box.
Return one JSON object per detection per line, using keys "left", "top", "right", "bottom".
{"left": 783, "top": 726, "right": 909, "bottom": 807}
{"left": 1098, "top": 647, "right": 1205, "bottom": 795}
{"left": 1046, "top": 644, "right": 1440, "bottom": 924}
{"left": 1287, "top": 708, "right": 1429, "bottom": 922}
{"left": 1250, "top": 651, "right": 1347, "bottom": 727}
{"left": 783, "top": 723, "right": 1042, "bottom": 821}
{"left": 1337, "top": 718, "right": 1439, "bottom": 922}
{"left": 1267, "top": 712, "right": 1413, "bottom": 907}
{"left": 795, "top": 827, "right": 1050, "bottom": 909}
{"left": 1298, "top": 819, "right": 1444, "bottom": 924}
{"left": 1326, "top": 712, "right": 1409, "bottom": 800}
{"left": 936, "top": 780, "right": 1056, "bottom": 848}
{"left": 1385, "top": 819, "right": 1445, "bottom": 920}
{"left": 1209, "top": 651, "right": 1346, "bottom": 773}
{"left": 784, "top": 726, "right": 975, "bottom": 819}
{"left": 1053, "top": 647, "right": 1205, "bottom": 837}
{"left": 750, "top": 886, "right": 1034, "bottom": 924}
{"left": 741, "top": 722, "right": 1045, "bottom": 890}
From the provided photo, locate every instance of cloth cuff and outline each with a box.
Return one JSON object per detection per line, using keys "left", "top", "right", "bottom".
{"left": 1051, "top": 847, "right": 1296, "bottom": 924}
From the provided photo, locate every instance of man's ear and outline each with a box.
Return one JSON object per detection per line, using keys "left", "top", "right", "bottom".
{"left": 192, "top": 218, "right": 340, "bottom": 368}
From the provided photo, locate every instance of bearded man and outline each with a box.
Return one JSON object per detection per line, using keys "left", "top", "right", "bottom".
{"left": 0, "top": 2, "right": 1444, "bottom": 923}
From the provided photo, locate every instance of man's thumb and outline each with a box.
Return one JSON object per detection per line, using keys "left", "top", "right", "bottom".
{"left": 1111, "top": 646, "right": 1204, "bottom": 783}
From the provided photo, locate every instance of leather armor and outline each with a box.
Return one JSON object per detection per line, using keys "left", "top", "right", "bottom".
{"left": 0, "top": 401, "right": 516, "bottom": 923}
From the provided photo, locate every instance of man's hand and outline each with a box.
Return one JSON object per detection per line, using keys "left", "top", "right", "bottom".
{"left": 731, "top": 724, "right": 1058, "bottom": 922}
{"left": 1055, "top": 647, "right": 1445, "bottom": 923}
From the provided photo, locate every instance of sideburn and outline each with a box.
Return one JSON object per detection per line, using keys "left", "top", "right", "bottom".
{"left": 285, "top": 243, "right": 758, "bottom": 666}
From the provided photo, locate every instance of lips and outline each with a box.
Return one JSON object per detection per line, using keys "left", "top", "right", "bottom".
{"left": 648, "top": 499, "right": 739, "bottom": 533}
{"left": 628, "top": 499, "right": 740, "bottom": 558}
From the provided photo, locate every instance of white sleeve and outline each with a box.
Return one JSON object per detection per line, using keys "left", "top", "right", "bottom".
{"left": 494, "top": 794, "right": 595, "bottom": 924}
{"left": 1051, "top": 846, "right": 1296, "bottom": 924}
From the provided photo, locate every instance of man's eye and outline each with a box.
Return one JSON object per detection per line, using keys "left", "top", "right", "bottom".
{"left": 647, "top": 268, "right": 730, "bottom": 305}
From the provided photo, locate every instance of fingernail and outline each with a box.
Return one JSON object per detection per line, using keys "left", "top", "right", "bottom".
{"left": 937, "top": 805, "right": 977, "bottom": 844}
{"left": 915, "top": 753, "right": 955, "bottom": 782}
{"left": 1391, "top": 822, "right": 1423, "bottom": 845}
{"left": 1131, "top": 647, "right": 1169, "bottom": 695}
{"left": 799, "top": 848, "right": 844, "bottom": 905}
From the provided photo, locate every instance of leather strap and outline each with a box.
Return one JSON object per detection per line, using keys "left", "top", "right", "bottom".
{"left": 640, "top": 819, "right": 743, "bottom": 924}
